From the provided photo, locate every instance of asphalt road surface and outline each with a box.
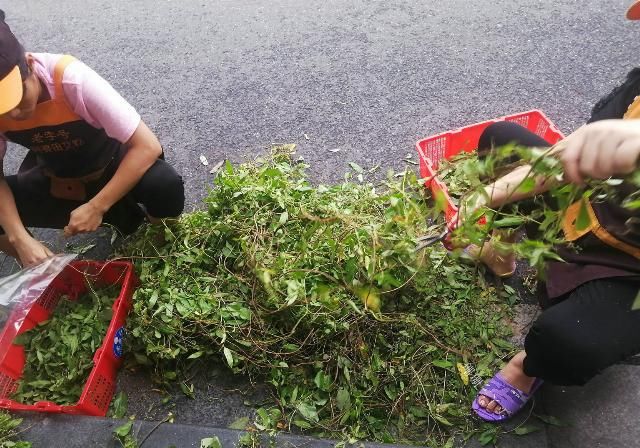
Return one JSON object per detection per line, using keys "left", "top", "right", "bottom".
{"left": 4, "top": 0, "right": 639, "bottom": 208}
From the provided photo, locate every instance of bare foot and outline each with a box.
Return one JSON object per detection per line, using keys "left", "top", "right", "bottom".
{"left": 477, "top": 351, "right": 537, "bottom": 415}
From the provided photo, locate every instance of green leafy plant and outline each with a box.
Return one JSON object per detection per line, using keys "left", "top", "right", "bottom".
{"left": 113, "top": 419, "right": 138, "bottom": 448}
{"left": 120, "top": 147, "right": 515, "bottom": 446}
{"left": 441, "top": 144, "right": 640, "bottom": 272}
{"left": 0, "top": 411, "right": 30, "bottom": 448}
{"left": 109, "top": 391, "right": 129, "bottom": 418}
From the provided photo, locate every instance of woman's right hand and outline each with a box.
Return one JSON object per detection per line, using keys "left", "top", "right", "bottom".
{"left": 445, "top": 192, "right": 488, "bottom": 249}
{"left": 13, "top": 235, "right": 54, "bottom": 267}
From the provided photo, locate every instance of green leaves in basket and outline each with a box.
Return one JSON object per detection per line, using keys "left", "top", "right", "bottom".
{"left": 12, "top": 285, "right": 118, "bottom": 406}
{"left": 434, "top": 151, "right": 479, "bottom": 204}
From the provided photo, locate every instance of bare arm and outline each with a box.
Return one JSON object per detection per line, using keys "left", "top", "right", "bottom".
{"left": 0, "top": 162, "right": 29, "bottom": 242}
{"left": 464, "top": 132, "right": 575, "bottom": 212}
{"left": 0, "top": 155, "right": 53, "bottom": 266}
{"left": 64, "top": 121, "right": 162, "bottom": 236}
{"left": 479, "top": 163, "right": 557, "bottom": 209}
{"left": 90, "top": 120, "right": 162, "bottom": 214}
{"left": 465, "top": 120, "right": 640, "bottom": 214}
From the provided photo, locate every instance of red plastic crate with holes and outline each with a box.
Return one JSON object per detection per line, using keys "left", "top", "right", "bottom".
{"left": 415, "top": 110, "right": 565, "bottom": 227}
{"left": 0, "top": 260, "right": 138, "bottom": 416}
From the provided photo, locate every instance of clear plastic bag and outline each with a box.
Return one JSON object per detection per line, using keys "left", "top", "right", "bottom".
{"left": 0, "top": 254, "right": 77, "bottom": 361}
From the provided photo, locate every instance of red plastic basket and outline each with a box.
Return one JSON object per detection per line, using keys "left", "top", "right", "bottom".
{"left": 415, "top": 110, "right": 565, "bottom": 226}
{"left": 0, "top": 260, "right": 138, "bottom": 416}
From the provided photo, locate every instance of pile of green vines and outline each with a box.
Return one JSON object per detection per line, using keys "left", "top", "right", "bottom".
{"left": 122, "top": 147, "right": 514, "bottom": 445}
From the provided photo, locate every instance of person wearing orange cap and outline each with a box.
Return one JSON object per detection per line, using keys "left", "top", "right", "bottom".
{"left": 469, "top": 1, "right": 640, "bottom": 422}
{"left": 0, "top": 10, "right": 184, "bottom": 267}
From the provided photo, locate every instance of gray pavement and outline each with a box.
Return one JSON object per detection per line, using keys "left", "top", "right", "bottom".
{"left": 542, "top": 365, "right": 640, "bottom": 448}
{"left": 16, "top": 413, "right": 412, "bottom": 448}
{"left": 2, "top": 0, "right": 640, "bottom": 447}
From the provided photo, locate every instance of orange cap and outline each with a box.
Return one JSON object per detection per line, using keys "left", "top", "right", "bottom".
{"left": 0, "top": 11, "right": 26, "bottom": 114}
{"left": 0, "top": 65, "right": 23, "bottom": 115}
{"left": 627, "top": 1, "right": 640, "bottom": 20}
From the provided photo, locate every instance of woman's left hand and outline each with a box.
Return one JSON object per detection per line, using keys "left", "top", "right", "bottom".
{"left": 64, "top": 201, "right": 105, "bottom": 236}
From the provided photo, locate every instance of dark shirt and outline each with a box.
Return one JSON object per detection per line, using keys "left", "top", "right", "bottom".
{"left": 545, "top": 68, "right": 640, "bottom": 299}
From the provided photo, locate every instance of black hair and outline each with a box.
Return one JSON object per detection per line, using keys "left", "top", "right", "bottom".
{"left": 590, "top": 68, "right": 640, "bottom": 121}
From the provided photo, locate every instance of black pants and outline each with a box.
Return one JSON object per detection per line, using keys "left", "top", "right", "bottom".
{"left": 523, "top": 278, "right": 640, "bottom": 385}
{"left": 478, "top": 122, "right": 640, "bottom": 385}
{"left": 1, "top": 151, "right": 185, "bottom": 236}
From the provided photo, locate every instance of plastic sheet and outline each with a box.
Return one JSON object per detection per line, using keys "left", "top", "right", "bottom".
{"left": 0, "top": 254, "right": 77, "bottom": 361}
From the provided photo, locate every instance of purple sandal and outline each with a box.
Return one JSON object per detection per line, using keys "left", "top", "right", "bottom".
{"left": 472, "top": 373, "right": 543, "bottom": 422}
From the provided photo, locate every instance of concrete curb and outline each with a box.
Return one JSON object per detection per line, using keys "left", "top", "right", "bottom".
{"left": 17, "top": 413, "right": 413, "bottom": 448}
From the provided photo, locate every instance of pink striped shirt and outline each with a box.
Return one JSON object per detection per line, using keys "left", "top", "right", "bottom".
{"left": 0, "top": 53, "right": 141, "bottom": 160}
